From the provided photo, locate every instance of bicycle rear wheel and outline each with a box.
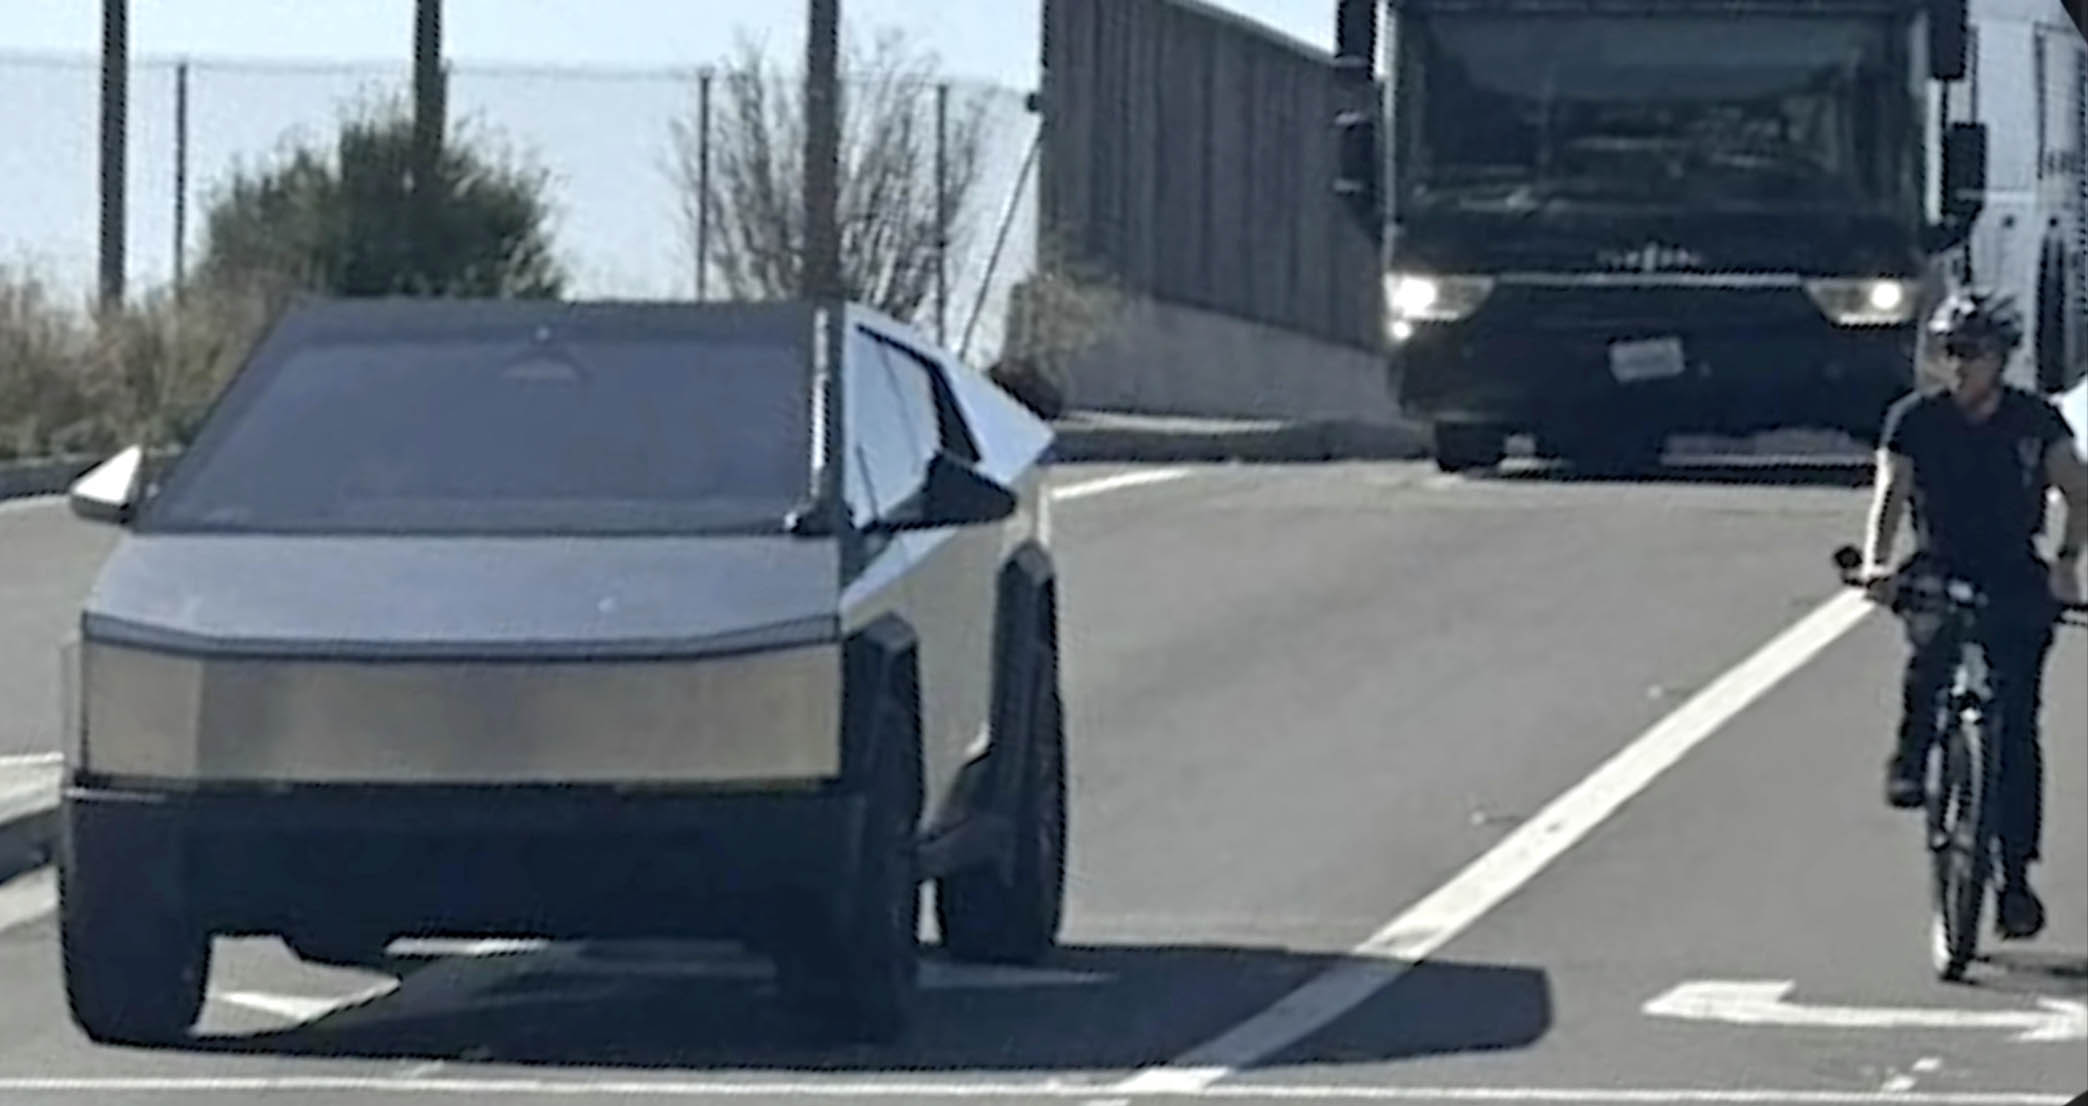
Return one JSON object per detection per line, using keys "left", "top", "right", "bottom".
{"left": 1928, "top": 703, "right": 1992, "bottom": 981}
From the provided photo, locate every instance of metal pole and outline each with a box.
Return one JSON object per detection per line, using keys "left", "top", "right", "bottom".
{"left": 961, "top": 128, "right": 1042, "bottom": 361}
{"left": 99, "top": 0, "right": 128, "bottom": 312}
{"left": 936, "top": 82, "right": 949, "bottom": 344}
{"left": 698, "top": 70, "right": 712, "bottom": 300}
{"left": 413, "top": 0, "right": 444, "bottom": 290}
{"left": 173, "top": 59, "right": 189, "bottom": 299}
{"left": 804, "top": 0, "right": 842, "bottom": 302}
{"left": 804, "top": 0, "right": 850, "bottom": 568}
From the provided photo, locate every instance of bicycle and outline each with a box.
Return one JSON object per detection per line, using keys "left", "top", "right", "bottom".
{"left": 1833, "top": 545, "right": 2088, "bottom": 980}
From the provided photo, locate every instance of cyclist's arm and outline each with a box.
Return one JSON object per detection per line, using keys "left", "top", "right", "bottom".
{"left": 2048, "top": 439, "right": 2088, "bottom": 575}
{"left": 1863, "top": 448, "right": 1915, "bottom": 574}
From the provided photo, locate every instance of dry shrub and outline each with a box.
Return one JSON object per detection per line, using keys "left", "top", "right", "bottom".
{"left": 0, "top": 265, "right": 276, "bottom": 463}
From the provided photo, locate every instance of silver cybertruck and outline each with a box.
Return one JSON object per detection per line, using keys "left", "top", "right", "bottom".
{"left": 57, "top": 298, "right": 1068, "bottom": 1046}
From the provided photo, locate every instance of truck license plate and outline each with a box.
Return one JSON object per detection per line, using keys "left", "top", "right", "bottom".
{"left": 1608, "top": 337, "right": 1688, "bottom": 383}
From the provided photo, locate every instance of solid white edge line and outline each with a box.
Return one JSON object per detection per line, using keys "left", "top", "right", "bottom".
{"left": 0, "top": 1078, "right": 2067, "bottom": 1103}
{"left": 1051, "top": 468, "right": 1195, "bottom": 502}
{"left": 1116, "top": 589, "right": 1878, "bottom": 1095}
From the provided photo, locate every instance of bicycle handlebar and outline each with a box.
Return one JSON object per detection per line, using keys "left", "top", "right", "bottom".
{"left": 1830, "top": 545, "right": 2088, "bottom": 623}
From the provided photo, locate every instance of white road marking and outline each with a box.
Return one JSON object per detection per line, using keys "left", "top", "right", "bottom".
{"left": 1644, "top": 981, "right": 2087, "bottom": 1042}
{"left": 0, "top": 868, "right": 56, "bottom": 935}
{"left": 0, "top": 752, "right": 61, "bottom": 770}
{"left": 0, "top": 1078, "right": 2070, "bottom": 1102}
{"left": 388, "top": 937, "right": 551, "bottom": 958}
{"left": 213, "top": 981, "right": 400, "bottom": 1024}
{"left": 1883, "top": 1075, "right": 1919, "bottom": 1094}
{"left": 1913, "top": 1060, "right": 1943, "bottom": 1074}
{"left": 1051, "top": 467, "right": 1194, "bottom": 502}
{"left": 1116, "top": 589, "right": 1878, "bottom": 1095}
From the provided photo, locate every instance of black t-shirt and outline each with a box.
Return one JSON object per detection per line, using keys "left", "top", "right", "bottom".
{"left": 1882, "top": 387, "right": 2070, "bottom": 581}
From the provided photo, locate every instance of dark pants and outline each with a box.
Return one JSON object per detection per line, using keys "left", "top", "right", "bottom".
{"left": 1896, "top": 559, "right": 2056, "bottom": 881}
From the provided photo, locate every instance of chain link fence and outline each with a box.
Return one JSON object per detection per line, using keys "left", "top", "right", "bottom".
{"left": 0, "top": 50, "right": 1040, "bottom": 364}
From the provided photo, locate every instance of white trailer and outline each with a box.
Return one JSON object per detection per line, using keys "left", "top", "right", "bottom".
{"left": 1959, "top": 0, "right": 2087, "bottom": 395}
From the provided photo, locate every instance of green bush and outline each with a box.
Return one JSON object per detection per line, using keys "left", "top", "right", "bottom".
{"left": 196, "top": 98, "right": 568, "bottom": 300}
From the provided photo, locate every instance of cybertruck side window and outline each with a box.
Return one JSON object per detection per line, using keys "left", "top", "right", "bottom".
{"left": 844, "top": 328, "right": 932, "bottom": 528}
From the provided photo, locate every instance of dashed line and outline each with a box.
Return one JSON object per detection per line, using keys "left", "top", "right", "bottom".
{"left": 1050, "top": 468, "right": 1195, "bottom": 502}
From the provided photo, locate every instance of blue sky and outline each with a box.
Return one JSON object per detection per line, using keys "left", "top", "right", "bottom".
{"left": 1, "top": 0, "right": 1338, "bottom": 83}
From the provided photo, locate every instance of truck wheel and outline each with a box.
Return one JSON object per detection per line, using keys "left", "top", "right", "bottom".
{"left": 777, "top": 670, "right": 922, "bottom": 1043}
{"left": 58, "top": 842, "right": 209, "bottom": 1046}
{"left": 938, "top": 627, "right": 1067, "bottom": 964}
{"left": 1564, "top": 429, "right": 1664, "bottom": 477}
{"left": 1434, "top": 424, "right": 1506, "bottom": 472}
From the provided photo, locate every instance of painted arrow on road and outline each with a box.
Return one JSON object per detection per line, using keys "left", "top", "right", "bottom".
{"left": 1644, "top": 980, "right": 2087, "bottom": 1042}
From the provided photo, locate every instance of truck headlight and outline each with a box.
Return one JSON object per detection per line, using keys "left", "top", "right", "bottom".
{"left": 1385, "top": 274, "right": 1495, "bottom": 325}
{"left": 1805, "top": 278, "right": 1917, "bottom": 327}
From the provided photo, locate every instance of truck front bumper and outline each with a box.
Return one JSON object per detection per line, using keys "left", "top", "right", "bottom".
{"left": 1393, "top": 285, "right": 1918, "bottom": 437}
{"left": 60, "top": 777, "right": 867, "bottom": 944}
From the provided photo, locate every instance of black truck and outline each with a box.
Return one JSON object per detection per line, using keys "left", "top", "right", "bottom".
{"left": 1333, "top": 0, "right": 1996, "bottom": 471}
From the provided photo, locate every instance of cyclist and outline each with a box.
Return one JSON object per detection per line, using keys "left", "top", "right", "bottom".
{"left": 1858, "top": 289, "right": 2088, "bottom": 940}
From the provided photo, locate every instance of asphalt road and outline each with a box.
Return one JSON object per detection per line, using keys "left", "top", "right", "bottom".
{"left": 0, "top": 459, "right": 2082, "bottom": 1106}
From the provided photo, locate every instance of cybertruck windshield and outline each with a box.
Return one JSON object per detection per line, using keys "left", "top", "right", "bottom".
{"left": 137, "top": 310, "right": 817, "bottom": 537}
{"left": 1400, "top": 12, "right": 1916, "bottom": 213}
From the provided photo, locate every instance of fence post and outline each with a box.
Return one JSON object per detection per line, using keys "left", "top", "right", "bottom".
{"left": 936, "top": 82, "right": 950, "bottom": 344}
{"left": 697, "top": 69, "right": 712, "bottom": 300}
{"left": 173, "top": 59, "right": 189, "bottom": 300}
{"left": 99, "top": 0, "right": 128, "bottom": 312}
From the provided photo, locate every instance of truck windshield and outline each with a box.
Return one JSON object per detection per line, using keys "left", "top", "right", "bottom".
{"left": 1403, "top": 13, "right": 1909, "bottom": 213}
{"left": 137, "top": 331, "right": 816, "bottom": 537}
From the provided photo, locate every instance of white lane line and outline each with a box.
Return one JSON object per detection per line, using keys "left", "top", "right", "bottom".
{"left": 1883, "top": 1075, "right": 1919, "bottom": 1094}
{"left": 1117, "top": 589, "right": 1878, "bottom": 1095}
{"left": 1051, "top": 467, "right": 1195, "bottom": 502}
{"left": 0, "top": 1078, "right": 2068, "bottom": 1102}
{"left": 0, "top": 868, "right": 56, "bottom": 935}
{"left": 1913, "top": 1061, "right": 1943, "bottom": 1074}
{"left": 0, "top": 752, "right": 62, "bottom": 770}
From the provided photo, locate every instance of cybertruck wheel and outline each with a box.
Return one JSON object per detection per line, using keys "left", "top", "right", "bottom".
{"left": 777, "top": 668, "right": 923, "bottom": 1044}
{"left": 57, "top": 820, "right": 209, "bottom": 1046}
{"left": 938, "top": 630, "right": 1067, "bottom": 965}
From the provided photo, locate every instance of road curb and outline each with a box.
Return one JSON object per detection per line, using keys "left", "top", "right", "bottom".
{"left": 0, "top": 767, "right": 60, "bottom": 885}
{"left": 0, "top": 456, "right": 99, "bottom": 504}
{"left": 1049, "top": 417, "right": 1431, "bottom": 464}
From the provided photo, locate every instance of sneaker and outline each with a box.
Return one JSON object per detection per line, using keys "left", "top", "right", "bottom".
{"left": 1884, "top": 756, "right": 1924, "bottom": 809}
{"left": 1997, "top": 883, "right": 2045, "bottom": 940}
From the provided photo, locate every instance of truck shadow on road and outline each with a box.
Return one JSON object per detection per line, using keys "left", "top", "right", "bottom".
{"left": 182, "top": 942, "right": 1554, "bottom": 1075}
{"left": 1483, "top": 458, "right": 1873, "bottom": 489}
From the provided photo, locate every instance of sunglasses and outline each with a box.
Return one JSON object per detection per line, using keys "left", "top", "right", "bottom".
{"left": 1942, "top": 339, "right": 2001, "bottom": 360}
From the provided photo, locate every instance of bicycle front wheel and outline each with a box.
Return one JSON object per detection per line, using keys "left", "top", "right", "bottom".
{"left": 1928, "top": 700, "right": 1993, "bottom": 981}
